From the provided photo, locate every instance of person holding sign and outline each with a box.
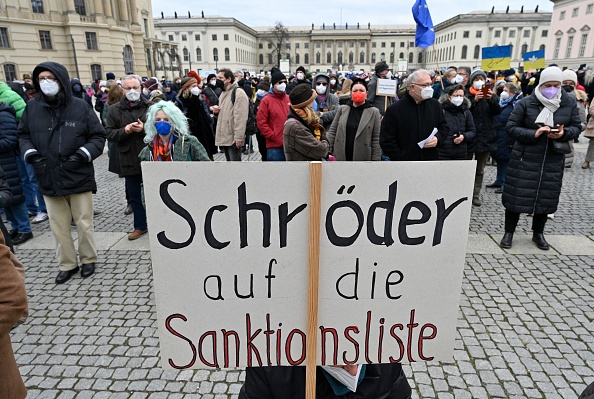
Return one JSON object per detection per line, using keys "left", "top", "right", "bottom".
{"left": 367, "top": 61, "right": 395, "bottom": 116}
{"left": 500, "top": 66, "right": 581, "bottom": 250}
{"left": 379, "top": 69, "right": 448, "bottom": 161}
{"left": 326, "top": 78, "right": 382, "bottom": 161}
{"left": 138, "top": 101, "right": 210, "bottom": 163}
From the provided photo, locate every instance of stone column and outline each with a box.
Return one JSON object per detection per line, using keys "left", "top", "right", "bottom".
{"left": 118, "top": 0, "right": 128, "bottom": 21}
{"left": 66, "top": 0, "right": 76, "bottom": 13}
{"left": 129, "top": 0, "right": 139, "bottom": 24}
{"left": 102, "top": 0, "right": 112, "bottom": 17}
{"left": 93, "top": 0, "right": 103, "bottom": 15}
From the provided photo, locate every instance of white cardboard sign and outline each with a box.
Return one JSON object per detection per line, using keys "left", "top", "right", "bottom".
{"left": 142, "top": 161, "right": 475, "bottom": 369}
{"left": 376, "top": 78, "right": 398, "bottom": 97}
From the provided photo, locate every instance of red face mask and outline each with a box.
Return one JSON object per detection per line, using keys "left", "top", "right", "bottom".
{"left": 352, "top": 91, "right": 366, "bottom": 103}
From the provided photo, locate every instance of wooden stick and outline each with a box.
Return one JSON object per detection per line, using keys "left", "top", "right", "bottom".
{"left": 306, "top": 161, "right": 322, "bottom": 399}
{"left": 433, "top": 44, "right": 444, "bottom": 91}
{"left": 384, "top": 95, "right": 388, "bottom": 113}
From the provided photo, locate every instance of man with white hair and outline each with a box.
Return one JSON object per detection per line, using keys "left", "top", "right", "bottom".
{"left": 380, "top": 69, "right": 448, "bottom": 161}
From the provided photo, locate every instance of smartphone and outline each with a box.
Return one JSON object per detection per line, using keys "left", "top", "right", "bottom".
{"left": 481, "top": 81, "right": 491, "bottom": 96}
{"left": 550, "top": 128, "right": 559, "bottom": 133}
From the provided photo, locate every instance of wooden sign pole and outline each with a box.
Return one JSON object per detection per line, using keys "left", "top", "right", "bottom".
{"left": 306, "top": 161, "right": 322, "bottom": 399}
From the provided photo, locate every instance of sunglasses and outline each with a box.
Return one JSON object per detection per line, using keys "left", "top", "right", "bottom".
{"left": 316, "top": 82, "right": 328, "bottom": 86}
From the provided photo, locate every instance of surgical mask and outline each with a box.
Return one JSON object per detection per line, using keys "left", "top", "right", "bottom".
{"left": 352, "top": 91, "right": 366, "bottom": 103}
{"left": 143, "top": 87, "right": 149, "bottom": 96}
{"left": 154, "top": 121, "right": 172, "bottom": 136}
{"left": 40, "top": 80, "right": 60, "bottom": 97}
{"left": 125, "top": 89, "right": 141, "bottom": 102}
{"left": 386, "top": 71, "right": 393, "bottom": 79}
{"left": 473, "top": 80, "right": 485, "bottom": 90}
{"left": 330, "top": 79, "right": 336, "bottom": 85}
{"left": 73, "top": 86, "right": 82, "bottom": 92}
{"left": 256, "top": 89, "right": 267, "bottom": 97}
{"left": 275, "top": 83, "right": 286, "bottom": 92}
{"left": 451, "top": 74, "right": 464, "bottom": 84}
{"left": 297, "top": 72, "right": 305, "bottom": 80}
{"left": 450, "top": 96, "right": 464, "bottom": 107}
{"left": 421, "top": 86, "right": 434, "bottom": 100}
{"left": 210, "top": 79, "right": 217, "bottom": 86}
{"left": 500, "top": 91, "right": 510, "bottom": 100}
{"left": 541, "top": 86, "right": 559, "bottom": 99}
{"left": 191, "top": 87, "right": 201, "bottom": 96}
{"left": 316, "top": 85, "right": 327, "bottom": 94}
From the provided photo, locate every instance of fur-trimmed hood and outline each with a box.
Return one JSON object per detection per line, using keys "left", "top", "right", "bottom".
{"left": 439, "top": 94, "right": 471, "bottom": 109}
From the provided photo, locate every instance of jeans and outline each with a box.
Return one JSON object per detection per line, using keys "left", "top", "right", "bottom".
{"left": 17, "top": 156, "right": 46, "bottom": 213}
{"left": 125, "top": 174, "right": 147, "bottom": 231}
{"left": 266, "top": 148, "right": 286, "bottom": 161}
{"left": 5, "top": 201, "right": 32, "bottom": 234}
{"left": 467, "top": 151, "right": 490, "bottom": 198}
{"left": 222, "top": 145, "right": 242, "bottom": 161}
{"left": 495, "top": 159, "right": 509, "bottom": 187}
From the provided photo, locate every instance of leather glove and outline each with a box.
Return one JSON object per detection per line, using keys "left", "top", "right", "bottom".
{"left": 67, "top": 152, "right": 85, "bottom": 163}
{"left": 28, "top": 153, "right": 43, "bottom": 164}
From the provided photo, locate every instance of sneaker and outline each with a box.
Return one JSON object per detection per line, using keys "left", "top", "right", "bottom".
{"left": 31, "top": 212, "right": 49, "bottom": 224}
{"left": 28, "top": 211, "right": 36, "bottom": 217}
{"left": 12, "top": 232, "right": 33, "bottom": 245}
{"left": 472, "top": 197, "right": 482, "bottom": 206}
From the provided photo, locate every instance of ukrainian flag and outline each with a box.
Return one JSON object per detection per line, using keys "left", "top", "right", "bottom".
{"left": 481, "top": 45, "right": 511, "bottom": 71}
{"left": 523, "top": 50, "right": 545, "bottom": 70}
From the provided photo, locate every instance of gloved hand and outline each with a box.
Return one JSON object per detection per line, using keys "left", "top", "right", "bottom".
{"left": 28, "top": 153, "right": 43, "bottom": 164}
{"left": 67, "top": 152, "right": 85, "bottom": 163}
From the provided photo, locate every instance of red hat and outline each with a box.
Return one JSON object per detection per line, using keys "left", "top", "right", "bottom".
{"left": 187, "top": 71, "right": 201, "bottom": 84}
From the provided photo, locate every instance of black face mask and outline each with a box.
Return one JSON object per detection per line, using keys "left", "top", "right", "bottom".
{"left": 562, "top": 85, "right": 574, "bottom": 93}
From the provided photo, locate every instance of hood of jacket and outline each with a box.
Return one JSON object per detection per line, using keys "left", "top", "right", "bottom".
{"left": 70, "top": 78, "right": 85, "bottom": 97}
{"left": 32, "top": 61, "right": 72, "bottom": 101}
{"left": 439, "top": 94, "right": 471, "bottom": 110}
{"left": 0, "top": 101, "right": 16, "bottom": 117}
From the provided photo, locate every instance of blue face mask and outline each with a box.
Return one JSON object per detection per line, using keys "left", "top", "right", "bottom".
{"left": 73, "top": 86, "right": 82, "bottom": 92}
{"left": 154, "top": 121, "right": 172, "bottom": 136}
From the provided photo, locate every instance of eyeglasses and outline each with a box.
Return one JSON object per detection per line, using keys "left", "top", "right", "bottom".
{"left": 316, "top": 82, "right": 328, "bottom": 86}
{"left": 123, "top": 86, "right": 140, "bottom": 91}
{"left": 411, "top": 83, "right": 433, "bottom": 88}
{"left": 38, "top": 77, "right": 57, "bottom": 83}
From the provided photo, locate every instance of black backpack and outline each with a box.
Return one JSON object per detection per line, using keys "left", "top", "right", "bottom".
{"left": 231, "top": 87, "right": 257, "bottom": 136}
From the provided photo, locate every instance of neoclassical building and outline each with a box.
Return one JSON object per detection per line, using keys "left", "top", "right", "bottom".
{"left": 547, "top": 0, "right": 594, "bottom": 68}
{"left": 0, "top": 0, "right": 178, "bottom": 83}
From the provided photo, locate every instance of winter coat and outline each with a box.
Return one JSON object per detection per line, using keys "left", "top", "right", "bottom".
{"left": 286, "top": 78, "right": 311, "bottom": 95}
{"left": 0, "top": 103, "right": 24, "bottom": 205}
{"left": 8, "top": 82, "right": 28, "bottom": 104}
{"left": 466, "top": 91, "right": 501, "bottom": 154}
{"left": 239, "top": 363, "right": 411, "bottom": 399}
{"left": 0, "top": 82, "right": 26, "bottom": 121}
{"left": 366, "top": 76, "right": 395, "bottom": 116}
{"left": 380, "top": 93, "right": 449, "bottom": 161}
{"left": 70, "top": 78, "right": 92, "bottom": 108}
{"left": 563, "top": 89, "right": 588, "bottom": 168}
{"left": 256, "top": 89, "right": 290, "bottom": 149}
{"left": 215, "top": 83, "right": 249, "bottom": 146}
{"left": 0, "top": 231, "right": 28, "bottom": 399}
{"left": 18, "top": 62, "right": 106, "bottom": 197}
{"left": 438, "top": 96, "right": 476, "bottom": 160}
{"left": 492, "top": 94, "right": 523, "bottom": 162}
{"left": 105, "top": 95, "right": 151, "bottom": 176}
{"left": 502, "top": 90, "right": 581, "bottom": 215}
{"left": 283, "top": 108, "right": 329, "bottom": 161}
{"left": 164, "top": 83, "right": 177, "bottom": 102}
{"left": 579, "top": 381, "right": 594, "bottom": 399}
{"left": 138, "top": 134, "right": 210, "bottom": 162}
{"left": 203, "top": 84, "right": 222, "bottom": 106}
{"left": 177, "top": 94, "right": 216, "bottom": 156}
{"left": 315, "top": 92, "right": 340, "bottom": 130}
{"left": 326, "top": 101, "right": 381, "bottom": 161}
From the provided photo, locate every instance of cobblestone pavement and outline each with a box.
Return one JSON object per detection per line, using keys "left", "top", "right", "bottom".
{"left": 11, "top": 140, "right": 594, "bottom": 398}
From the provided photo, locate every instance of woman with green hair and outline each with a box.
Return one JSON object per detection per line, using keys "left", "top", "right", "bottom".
{"left": 139, "top": 101, "right": 210, "bottom": 162}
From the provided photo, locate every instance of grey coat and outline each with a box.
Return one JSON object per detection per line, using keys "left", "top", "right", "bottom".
{"left": 326, "top": 104, "right": 381, "bottom": 161}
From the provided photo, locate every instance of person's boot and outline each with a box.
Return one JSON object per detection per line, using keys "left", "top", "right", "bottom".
{"left": 499, "top": 232, "right": 513, "bottom": 249}
{"left": 532, "top": 233, "right": 549, "bottom": 250}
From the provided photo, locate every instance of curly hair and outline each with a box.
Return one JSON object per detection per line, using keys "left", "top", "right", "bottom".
{"left": 144, "top": 101, "right": 190, "bottom": 143}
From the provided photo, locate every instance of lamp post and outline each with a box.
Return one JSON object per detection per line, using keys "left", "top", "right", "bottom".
{"left": 184, "top": 46, "right": 192, "bottom": 73}
{"left": 214, "top": 55, "right": 218, "bottom": 72}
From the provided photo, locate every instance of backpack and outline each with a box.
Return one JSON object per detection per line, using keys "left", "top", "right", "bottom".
{"left": 232, "top": 87, "right": 257, "bottom": 136}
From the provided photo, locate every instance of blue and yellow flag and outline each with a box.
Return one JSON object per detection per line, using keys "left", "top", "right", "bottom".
{"left": 412, "top": 0, "right": 435, "bottom": 48}
{"left": 523, "top": 49, "right": 545, "bottom": 70}
{"left": 481, "top": 45, "right": 511, "bottom": 71}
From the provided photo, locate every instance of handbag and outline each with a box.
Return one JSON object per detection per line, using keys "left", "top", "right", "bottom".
{"left": 550, "top": 139, "right": 571, "bottom": 155}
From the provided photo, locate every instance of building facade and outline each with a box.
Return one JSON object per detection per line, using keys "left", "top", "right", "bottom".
{"left": 547, "top": 0, "right": 594, "bottom": 68}
{"left": 0, "top": 0, "right": 176, "bottom": 83}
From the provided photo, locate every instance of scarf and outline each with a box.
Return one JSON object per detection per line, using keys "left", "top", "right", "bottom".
{"left": 534, "top": 85, "right": 561, "bottom": 127}
{"left": 292, "top": 107, "right": 322, "bottom": 140}
{"left": 152, "top": 134, "right": 174, "bottom": 162}
{"left": 499, "top": 95, "right": 514, "bottom": 108}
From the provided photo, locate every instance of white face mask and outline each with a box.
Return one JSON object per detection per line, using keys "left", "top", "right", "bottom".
{"left": 275, "top": 83, "right": 286, "bottom": 92}
{"left": 450, "top": 96, "right": 464, "bottom": 107}
{"left": 40, "top": 79, "right": 60, "bottom": 97}
{"left": 386, "top": 71, "right": 393, "bottom": 79}
{"left": 450, "top": 74, "right": 464, "bottom": 85}
{"left": 210, "top": 79, "right": 216, "bottom": 86}
{"left": 190, "top": 87, "right": 201, "bottom": 96}
{"left": 330, "top": 79, "right": 336, "bottom": 85}
{"left": 142, "top": 87, "right": 149, "bottom": 96}
{"left": 125, "top": 89, "right": 141, "bottom": 102}
{"left": 500, "top": 91, "right": 510, "bottom": 100}
{"left": 473, "top": 80, "right": 485, "bottom": 90}
{"left": 316, "top": 85, "right": 327, "bottom": 94}
{"left": 256, "top": 89, "right": 267, "bottom": 97}
{"left": 297, "top": 72, "right": 305, "bottom": 80}
{"left": 421, "top": 86, "right": 434, "bottom": 100}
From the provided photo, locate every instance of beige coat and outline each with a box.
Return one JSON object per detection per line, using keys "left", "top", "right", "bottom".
{"left": 585, "top": 104, "right": 594, "bottom": 138}
{"left": 326, "top": 104, "right": 382, "bottom": 161}
{"left": 215, "top": 82, "right": 249, "bottom": 146}
{"left": 0, "top": 232, "right": 28, "bottom": 399}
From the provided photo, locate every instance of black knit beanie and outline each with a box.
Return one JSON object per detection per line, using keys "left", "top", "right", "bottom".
{"left": 271, "top": 67, "right": 286, "bottom": 86}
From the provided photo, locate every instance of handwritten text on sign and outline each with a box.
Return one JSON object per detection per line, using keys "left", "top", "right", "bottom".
{"left": 142, "top": 162, "right": 475, "bottom": 369}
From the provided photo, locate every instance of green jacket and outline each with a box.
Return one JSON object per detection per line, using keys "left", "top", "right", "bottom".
{"left": 0, "top": 82, "right": 26, "bottom": 121}
{"left": 138, "top": 134, "right": 210, "bottom": 162}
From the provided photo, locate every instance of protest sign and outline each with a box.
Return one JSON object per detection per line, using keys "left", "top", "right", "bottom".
{"left": 376, "top": 78, "right": 398, "bottom": 97}
{"left": 143, "top": 161, "right": 475, "bottom": 370}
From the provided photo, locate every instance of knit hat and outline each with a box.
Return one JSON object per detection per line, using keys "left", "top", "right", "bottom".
{"left": 539, "top": 66, "right": 563, "bottom": 84}
{"left": 470, "top": 69, "right": 487, "bottom": 83}
{"left": 271, "top": 67, "right": 285, "bottom": 86}
{"left": 562, "top": 69, "right": 578, "bottom": 85}
{"left": 350, "top": 77, "right": 368, "bottom": 91}
{"left": 99, "top": 80, "right": 107, "bottom": 88}
{"left": 206, "top": 73, "right": 216, "bottom": 83}
{"left": 257, "top": 80, "right": 271, "bottom": 91}
{"left": 314, "top": 74, "right": 330, "bottom": 85}
{"left": 503, "top": 69, "right": 516, "bottom": 78}
{"left": 143, "top": 77, "right": 158, "bottom": 89}
{"left": 180, "top": 77, "right": 197, "bottom": 92}
{"left": 296, "top": 66, "right": 306, "bottom": 74}
{"left": 187, "top": 71, "right": 201, "bottom": 84}
{"left": 289, "top": 83, "right": 317, "bottom": 109}
{"left": 106, "top": 72, "right": 116, "bottom": 80}
{"left": 375, "top": 61, "right": 389, "bottom": 73}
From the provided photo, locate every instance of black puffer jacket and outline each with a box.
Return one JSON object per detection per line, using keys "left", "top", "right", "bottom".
{"left": 239, "top": 364, "right": 411, "bottom": 399}
{"left": 438, "top": 96, "right": 476, "bottom": 160}
{"left": 466, "top": 92, "right": 501, "bottom": 153}
{"left": 502, "top": 90, "right": 581, "bottom": 214}
{"left": 0, "top": 103, "right": 24, "bottom": 205}
{"left": 18, "top": 62, "right": 106, "bottom": 197}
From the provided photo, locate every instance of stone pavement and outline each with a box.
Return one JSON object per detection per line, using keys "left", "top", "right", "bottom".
{"left": 10, "top": 140, "right": 594, "bottom": 399}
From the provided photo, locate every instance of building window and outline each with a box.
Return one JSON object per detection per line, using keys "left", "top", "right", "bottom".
{"left": 3, "top": 64, "right": 17, "bottom": 82}
{"left": 579, "top": 34, "right": 588, "bottom": 57}
{"left": 372, "top": 42, "right": 376, "bottom": 48}
{"left": 572, "top": 7, "right": 579, "bottom": 17}
{"left": 224, "top": 48, "right": 229, "bottom": 61}
{"left": 349, "top": 51, "right": 353, "bottom": 63}
{"left": 304, "top": 43, "right": 309, "bottom": 49}
{"left": 295, "top": 43, "right": 300, "bottom": 49}
{"left": 259, "top": 54, "right": 264, "bottom": 64}
{"left": 360, "top": 41, "right": 365, "bottom": 47}
{"left": 408, "top": 52, "right": 413, "bottom": 63}
{"left": 181, "top": 34, "right": 187, "bottom": 41}
{"left": 350, "top": 41, "right": 354, "bottom": 48}
{"left": 0, "top": 28, "right": 10, "bottom": 48}
{"left": 212, "top": 34, "right": 217, "bottom": 41}
{"left": 521, "top": 44, "right": 528, "bottom": 56}
{"left": 183, "top": 47, "right": 189, "bottom": 61}
{"left": 31, "top": 0, "right": 44, "bottom": 13}
{"left": 316, "top": 41, "right": 321, "bottom": 48}
{"left": 476, "top": 31, "right": 482, "bottom": 38}
{"left": 304, "top": 53, "right": 309, "bottom": 64}
{"left": 523, "top": 30, "right": 530, "bottom": 38}
{"left": 371, "top": 52, "right": 376, "bottom": 63}
{"left": 473, "top": 45, "right": 480, "bottom": 59}
{"left": 381, "top": 42, "right": 386, "bottom": 48}
{"left": 295, "top": 53, "right": 299, "bottom": 64}
{"left": 268, "top": 43, "right": 272, "bottom": 49}
{"left": 380, "top": 52, "right": 385, "bottom": 61}
{"left": 143, "top": 18, "right": 149, "bottom": 38}
{"left": 196, "top": 47, "right": 202, "bottom": 62}
{"left": 463, "top": 31, "right": 469, "bottom": 38}
{"left": 90, "top": 64, "right": 102, "bottom": 81}
{"left": 390, "top": 52, "right": 395, "bottom": 63}
{"left": 326, "top": 52, "right": 331, "bottom": 63}
{"left": 195, "top": 34, "right": 200, "bottom": 41}
{"left": 587, "top": 4, "right": 593, "bottom": 14}
{"left": 337, "top": 51, "right": 343, "bottom": 64}
{"left": 560, "top": 11, "right": 566, "bottom": 20}
{"left": 268, "top": 54, "right": 272, "bottom": 64}
{"left": 494, "top": 30, "right": 501, "bottom": 38}
{"left": 461, "top": 45, "right": 467, "bottom": 59}
{"left": 74, "top": 0, "right": 86, "bottom": 15}
{"left": 316, "top": 52, "right": 320, "bottom": 63}
{"left": 286, "top": 43, "right": 291, "bottom": 50}
{"left": 85, "top": 32, "right": 98, "bottom": 50}
{"left": 542, "top": 30, "right": 548, "bottom": 37}
{"left": 566, "top": 36, "right": 574, "bottom": 58}
{"left": 213, "top": 47, "right": 218, "bottom": 61}
{"left": 39, "top": 30, "right": 52, "bottom": 50}
{"left": 123, "top": 45, "right": 134, "bottom": 74}
{"left": 399, "top": 52, "right": 404, "bottom": 59}
{"left": 224, "top": 34, "right": 229, "bottom": 41}
{"left": 259, "top": 43, "right": 263, "bottom": 49}
{"left": 168, "top": 35, "right": 173, "bottom": 41}
{"left": 338, "top": 41, "right": 343, "bottom": 47}
{"left": 539, "top": 44, "right": 545, "bottom": 51}
{"left": 360, "top": 51, "right": 365, "bottom": 63}
{"left": 418, "top": 52, "right": 423, "bottom": 63}
{"left": 554, "top": 37, "right": 561, "bottom": 58}
{"left": 509, "top": 30, "right": 516, "bottom": 38}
